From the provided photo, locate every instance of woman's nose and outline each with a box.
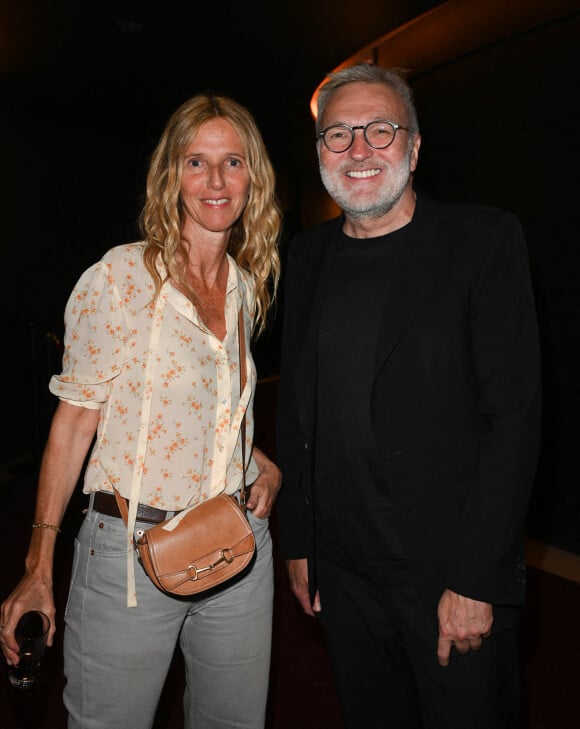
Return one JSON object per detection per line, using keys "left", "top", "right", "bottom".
{"left": 208, "top": 164, "right": 226, "bottom": 189}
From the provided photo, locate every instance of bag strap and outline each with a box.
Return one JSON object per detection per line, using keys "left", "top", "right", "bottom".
{"left": 114, "top": 305, "right": 249, "bottom": 521}
{"left": 113, "top": 487, "right": 130, "bottom": 526}
{"left": 238, "top": 306, "right": 248, "bottom": 509}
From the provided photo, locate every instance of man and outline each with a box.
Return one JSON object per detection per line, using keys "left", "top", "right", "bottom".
{"left": 275, "top": 63, "right": 540, "bottom": 728}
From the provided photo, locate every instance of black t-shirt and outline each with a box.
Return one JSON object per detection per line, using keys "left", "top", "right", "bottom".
{"left": 314, "top": 225, "right": 409, "bottom": 582}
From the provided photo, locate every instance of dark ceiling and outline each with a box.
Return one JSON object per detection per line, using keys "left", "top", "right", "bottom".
{"left": 1, "top": 1, "right": 443, "bottom": 144}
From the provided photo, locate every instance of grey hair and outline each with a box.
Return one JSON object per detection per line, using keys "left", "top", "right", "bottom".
{"left": 315, "top": 63, "right": 420, "bottom": 135}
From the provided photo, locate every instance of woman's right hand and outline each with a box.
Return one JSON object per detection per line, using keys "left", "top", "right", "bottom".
{"left": 0, "top": 572, "right": 56, "bottom": 665}
{"left": 0, "top": 400, "right": 100, "bottom": 665}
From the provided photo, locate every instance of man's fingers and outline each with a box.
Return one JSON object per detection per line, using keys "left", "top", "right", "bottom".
{"left": 312, "top": 590, "right": 321, "bottom": 613}
{"left": 469, "top": 636, "right": 483, "bottom": 651}
{"left": 293, "top": 588, "right": 316, "bottom": 617}
{"left": 437, "top": 636, "right": 452, "bottom": 666}
{"left": 438, "top": 632, "right": 487, "bottom": 665}
{"left": 453, "top": 639, "right": 471, "bottom": 655}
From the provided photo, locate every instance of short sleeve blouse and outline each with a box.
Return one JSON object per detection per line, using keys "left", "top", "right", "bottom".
{"left": 50, "top": 242, "right": 259, "bottom": 510}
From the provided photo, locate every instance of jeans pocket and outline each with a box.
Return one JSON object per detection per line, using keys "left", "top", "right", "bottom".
{"left": 64, "top": 537, "right": 81, "bottom": 618}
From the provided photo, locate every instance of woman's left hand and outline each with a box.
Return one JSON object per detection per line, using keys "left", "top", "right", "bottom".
{"left": 245, "top": 447, "right": 282, "bottom": 518}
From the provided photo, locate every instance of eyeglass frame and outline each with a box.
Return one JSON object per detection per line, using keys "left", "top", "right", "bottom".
{"left": 317, "top": 119, "right": 412, "bottom": 153}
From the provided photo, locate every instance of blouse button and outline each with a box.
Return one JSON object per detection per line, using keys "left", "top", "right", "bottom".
{"left": 98, "top": 522, "right": 105, "bottom": 529}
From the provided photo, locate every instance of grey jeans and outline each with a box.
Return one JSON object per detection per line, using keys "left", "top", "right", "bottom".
{"left": 63, "top": 503, "right": 273, "bottom": 729}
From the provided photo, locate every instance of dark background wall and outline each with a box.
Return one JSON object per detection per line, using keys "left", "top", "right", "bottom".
{"left": 1, "top": 2, "right": 578, "bottom": 555}
{"left": 410, "top": 16, "right": 580, "bottom": 554}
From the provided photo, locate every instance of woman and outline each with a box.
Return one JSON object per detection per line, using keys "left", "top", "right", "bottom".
{"left": 0, "top": 93, "right": 282, "bottom": 728}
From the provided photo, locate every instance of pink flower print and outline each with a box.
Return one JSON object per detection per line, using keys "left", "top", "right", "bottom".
{"left": 186, "top": 468, "right": 201, "bottom": 484}
{"left": 148, "top": 414, "right": 167, "bottom": 442}
{"left": 127, "top": 380, "right": 142, "bottom": 396}
{"left": 164, "top": 432, "right": 186, "bottom": 461}
{"left": 175, "top": 330, "right": 192, "bottom": 347}
{"left": 86, "top": 340, "right": 101, "bottom": 360}
{"left": 114, "top": 403, "right": 129, "bottom": 418}
{"left": 160, "top": 359, "right": 184, "bottom": 389}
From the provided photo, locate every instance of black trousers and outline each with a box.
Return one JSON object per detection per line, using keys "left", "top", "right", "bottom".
{"left": 316, "top": 557, "right": 520, "bottom": 729}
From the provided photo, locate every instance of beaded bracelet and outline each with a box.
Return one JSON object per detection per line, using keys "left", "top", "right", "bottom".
{"left": 32, "top": 522, "right": 62, "bottom": 533}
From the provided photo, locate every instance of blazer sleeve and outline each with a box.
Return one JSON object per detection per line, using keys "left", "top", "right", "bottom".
{"left": 274, "top": 234, "right": 316, "bottom": 560}
{"left": 444, "top": 211, "right": 541, "bottom": 603}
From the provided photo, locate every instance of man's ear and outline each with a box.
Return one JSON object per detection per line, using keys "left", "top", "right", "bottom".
{"left": 410, "top": 133, "right": 421, "bottom": 173}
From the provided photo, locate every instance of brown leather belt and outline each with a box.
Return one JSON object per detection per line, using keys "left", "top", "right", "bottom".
{"left": 92, "top": 492, "right": 177, "bottom": 525}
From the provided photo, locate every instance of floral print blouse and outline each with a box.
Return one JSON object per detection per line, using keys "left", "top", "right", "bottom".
{"left": 50, "top": 243, "right": 259, "bottom": 605}
{"left": 50, "top": 242, "right": 259, "bottom": 506}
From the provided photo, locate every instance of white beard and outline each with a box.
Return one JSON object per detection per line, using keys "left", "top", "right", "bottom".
{"left": 319, "top": 144, "right": 413, "bottom": 222}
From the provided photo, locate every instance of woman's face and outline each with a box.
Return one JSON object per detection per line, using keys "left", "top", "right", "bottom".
{"left": 179, "top": 117, "right": 251, "bottom": 240}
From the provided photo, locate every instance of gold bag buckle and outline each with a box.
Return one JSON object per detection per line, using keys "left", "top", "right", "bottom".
{"left": 187, "top": 549, "right": 234, "bottom": 581}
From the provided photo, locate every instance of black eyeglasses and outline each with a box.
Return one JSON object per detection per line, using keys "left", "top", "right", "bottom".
{"left": 318, "top": 120, "right": 411, "bottom": 153}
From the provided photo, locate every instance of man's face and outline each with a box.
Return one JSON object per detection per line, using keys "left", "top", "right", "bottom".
{"left": 317, "top": 82, "right": 421, "bottom": 221}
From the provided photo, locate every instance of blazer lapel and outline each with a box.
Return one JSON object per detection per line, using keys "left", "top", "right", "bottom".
{"left": 293, "top": 218, "right": 344, "bottom": 445}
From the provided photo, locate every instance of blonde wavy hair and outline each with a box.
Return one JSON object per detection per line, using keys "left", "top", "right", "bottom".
{"left": 140, "top": 93, "right": 282, "bottom": 335}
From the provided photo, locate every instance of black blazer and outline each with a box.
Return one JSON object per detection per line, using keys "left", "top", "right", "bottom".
{"left": 275, "top": 191, "right": 541, "bottom": 614}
